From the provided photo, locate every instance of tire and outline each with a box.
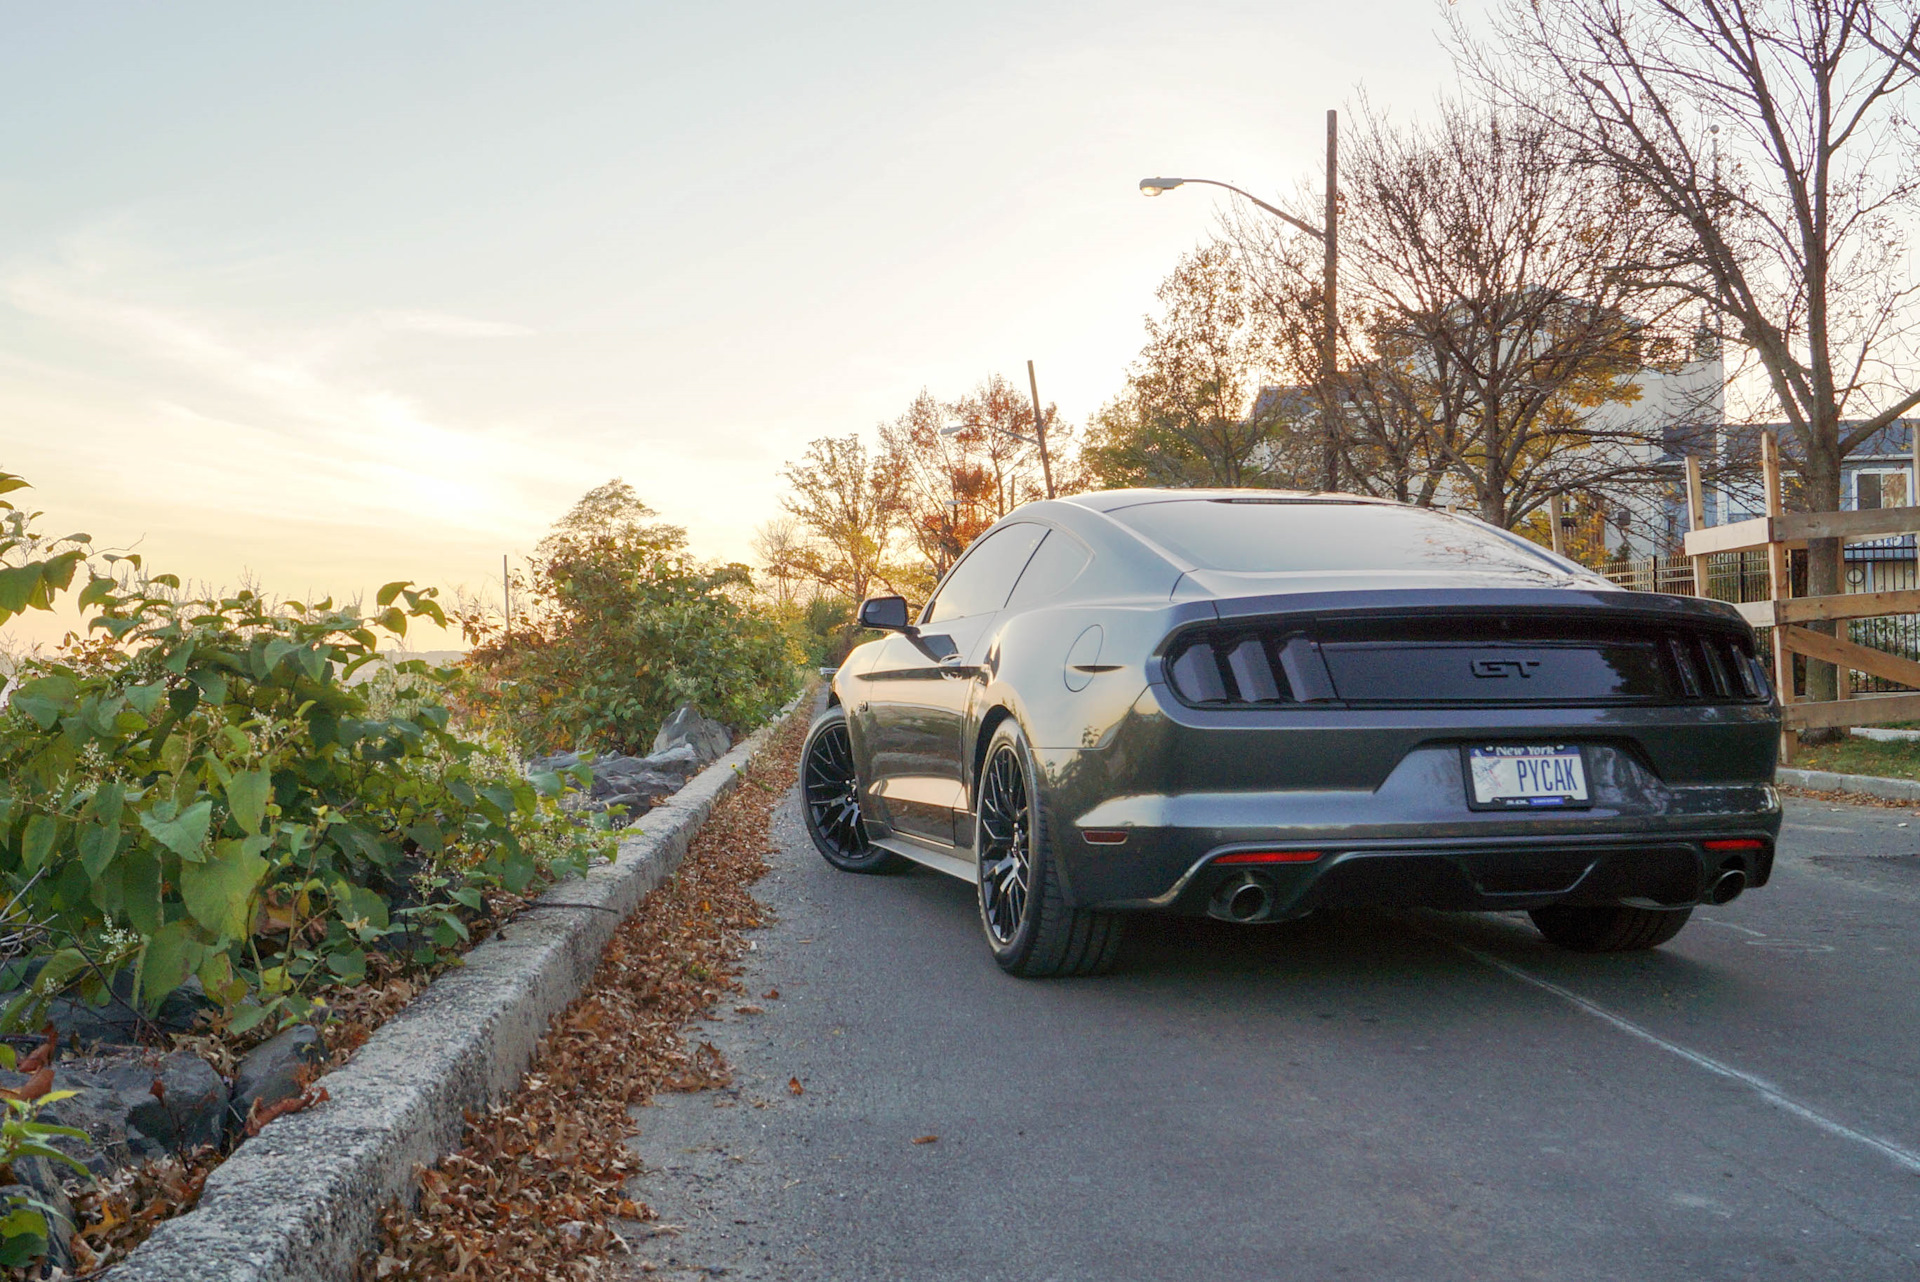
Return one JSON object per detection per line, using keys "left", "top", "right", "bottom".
{"left": 800, "top": 707, "right": 906, "bottom": 874}
{"left": 974, "top": 719, "right": 1126, "bottom": 977}
{"left": 1528, "top": 904, "right": 1693, "bottom": 952}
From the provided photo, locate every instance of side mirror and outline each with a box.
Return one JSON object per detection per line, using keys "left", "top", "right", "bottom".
{"left": 858, "top": 595, "right": 913, "bottom": 632}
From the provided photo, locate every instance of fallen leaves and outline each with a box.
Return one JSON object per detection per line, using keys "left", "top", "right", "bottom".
{"left": 0, "top": 1065, "right": 53, "bottom": 1103}
{"left": 16, "top": 1026, "right": 55, "bottom": 1074}
{"left": 245, "top": 1084, "right": 331, "bottom": 1137}
{"left": 360, "top": 707, "right": 806, "bottom": 1281}
{"left": 69, "top": 1151, "right": 218, "bottom": 1273}
{"left": 762, "top": 989, "right": 780, "bottom": 1001}
{"left": 787, "top": 1077, "right": 804, "bottom": 1096}
{"left": 911, "top": 1135, "right": 938, "bottom": 1145}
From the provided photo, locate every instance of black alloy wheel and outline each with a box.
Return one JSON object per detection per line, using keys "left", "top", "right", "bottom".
{"left": 976, "top": 742, "right": 1032, "bottom": 945}
{"left": 801, "top": 706, "right": 904, "bottom": 873}
{"left": 973, "top": 720, "right": 1125, "bottom": 977}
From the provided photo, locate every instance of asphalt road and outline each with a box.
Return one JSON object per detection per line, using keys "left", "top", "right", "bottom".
{"left": 622, "top": 787, "right": 1920, "bottom": 1282}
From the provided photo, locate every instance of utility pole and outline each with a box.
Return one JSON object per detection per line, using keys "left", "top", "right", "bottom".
{"left": 502, "top": 554, "right": 511, "bottom": 645}
{"left": 1026, "top": 359, "right": 1056, "bottom": 500}
{"left": 1321, "top": 108, "right": 1340, "bottom": 494}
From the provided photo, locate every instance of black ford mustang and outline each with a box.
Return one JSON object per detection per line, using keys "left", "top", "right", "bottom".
{"left": 800, "top": 490, "right": 1781, "bottom": 977}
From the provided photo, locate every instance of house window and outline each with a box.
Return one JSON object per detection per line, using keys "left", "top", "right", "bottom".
{"left": 1857, "top": 469, "right": 1910, "bottom": 509}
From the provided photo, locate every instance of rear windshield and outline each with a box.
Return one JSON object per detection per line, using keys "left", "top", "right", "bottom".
{"left": 1108, "top": 499, "right": 1561, "bottom": 574}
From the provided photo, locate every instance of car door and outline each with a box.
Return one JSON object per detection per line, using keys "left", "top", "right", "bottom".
{"left": 861, "top": 522, "right": 1047, "bottom": 845}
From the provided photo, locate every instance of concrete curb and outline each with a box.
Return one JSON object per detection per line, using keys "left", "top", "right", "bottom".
{"left": 1777, "top": 766, "right": 1920, "bottom": 803}
{"left": 110, "top": 694, "right": 806, "bottom": 1282}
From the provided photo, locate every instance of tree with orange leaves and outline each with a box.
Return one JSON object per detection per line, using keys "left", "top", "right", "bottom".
{"left": 878, "top": 376, "right": 1067, "bottom": 591}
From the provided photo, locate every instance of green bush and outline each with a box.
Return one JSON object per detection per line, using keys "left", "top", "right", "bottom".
{"left": 0, "top": 472, "right": 613, "bottom": 1034}
{"left": 459, "top": 481, "right": 799, "bottom": 755}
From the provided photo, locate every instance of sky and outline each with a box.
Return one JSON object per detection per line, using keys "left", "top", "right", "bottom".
{"left": 0, "top": 0, "right": 1460, "bottom": 648}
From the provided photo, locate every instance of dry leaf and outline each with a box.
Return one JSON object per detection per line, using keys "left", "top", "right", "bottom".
{"left": 787, "top": 1077, "right": 804, "bottom": 1095}
{"left": 733, "top": 1005, "right": 763, "bottom": 1015}
{"left": 245, "top": 1084, "right": 330, "bottom": 1136}
{"left": 911, "top": 1135, "right": 938, "bottom": 1145}
{"left": 763, "top": 988, "right": 780, "bottom": 1000}
{"left": 0, "top": 1064, "right": 54, "bottom": 1102}
{"left": 18, "top": 1025, "right": 56, "bottom": 1073}
{"left": 355, "top": 705, "right": 809, "bottom": 1282}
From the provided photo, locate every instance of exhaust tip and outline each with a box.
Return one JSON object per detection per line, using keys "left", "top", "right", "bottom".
{"left": 1708, "top": 868, "right": 1747, "bottom": 906}
{"left": 1211, "top": 872, "right": 1275, "bottom": 923}
{"left": 1227, "top": 882, "right": 1269, "bottom": 921}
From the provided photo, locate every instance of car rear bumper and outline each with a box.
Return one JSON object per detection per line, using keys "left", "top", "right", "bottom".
{"left": 1048, "top": 744, "right": 1780, "bottom": 918}
{"left": 1084, "top": 826, "right": 1775, "bottom": 920}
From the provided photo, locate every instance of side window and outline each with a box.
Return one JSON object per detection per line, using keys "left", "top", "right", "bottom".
{"left": 1005, "top": 530, "right": 1092, "bottom": 612}
{"left": 923, "top": 523, "right": 1047, "bottom": 624}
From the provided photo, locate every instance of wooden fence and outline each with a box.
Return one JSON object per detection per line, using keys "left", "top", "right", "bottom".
{"left": 1679, "top": 432, "right": 1920, "bottom": 760}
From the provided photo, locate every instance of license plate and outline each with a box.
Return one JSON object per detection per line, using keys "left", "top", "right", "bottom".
{"left": 1465, "top": 745, "right": 1590, "bottom": 809}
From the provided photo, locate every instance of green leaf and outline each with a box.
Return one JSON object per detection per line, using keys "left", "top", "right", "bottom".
{"left": 180, "top": 839, "right": 268, "bottom": 938}
{"left": 448, "top": 886, "right": 485, "bottom": 911}
{"left": 226, "top": 769, "right": 270, "bottom": 837}
{"left": 126, "top": 680, "right": 167, "bottom": 718}
{"left": 138, "top": 797, "right": 213, "bottom": 861}
{"left": 77, "top": 820, "right": 120, "bottom": 879}
{"left": 19, "top": 815, "right": 56, "bottom": 874}
{"left": 341, "top": 883, "right": 390, "bottom": 931}
{"left": 263, "top": 638, "right": 299, "bottom": 675}
{"left": 226, "top": 1002, "right": 272, "bottom": 1034}
{"left": 191, "top": 668, "right": 228, "bottom": 705}
{"left": 140, "top": 921, "right": 204, "bottom": 1010}
{"left": 0, "top": 564, "right": 42, "bottom": 616}
{"left": 326, "top": 947, "right": 367, "bottom": 984}
{"left": 121, "top": 848, "right": 163, "bottom": 936}
{"left": 376, "top": 581, "right": 407, "bottom": 607}
{"left": 0, "top": 1205, "right": 47, "bottom": 1268}
{"left": 85, "top": 779, "right": 125, "bottom": 828}
{"left": 77, "top": 575, "right": 117, "bottom": 609}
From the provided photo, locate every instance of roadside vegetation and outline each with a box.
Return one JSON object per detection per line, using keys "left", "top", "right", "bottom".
{"left": 0, "top": 467, "right": 801, "bottom": 1274}
{"left": 1787, "top": 734, "right": 1920, "bottom": 784}
{"left": 455, "top": 481, "right": 798, "bottom": 756}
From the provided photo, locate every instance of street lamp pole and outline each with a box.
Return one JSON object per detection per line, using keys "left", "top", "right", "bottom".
{"left": 1139, "top": 108, "right": 1341, "bottom": 492}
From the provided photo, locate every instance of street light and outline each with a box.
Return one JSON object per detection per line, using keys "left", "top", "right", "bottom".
{"left": 1139, "top": 109, "right": 1342, "bottom": 492}
{"left": 935, "top": 359, "right": 1057, "bottom": 499}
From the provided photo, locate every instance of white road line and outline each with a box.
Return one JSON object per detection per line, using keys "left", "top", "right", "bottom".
{"left": 1452, "top": 942, "right": 1920, "bottom": 1176}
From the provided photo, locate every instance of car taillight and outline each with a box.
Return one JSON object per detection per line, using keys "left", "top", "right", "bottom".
{"left": 1704, "top": 838, "right": 1766, "bottom": 851}
{"left": 1214, "top": 850, "right": 1322, "bottom": 865}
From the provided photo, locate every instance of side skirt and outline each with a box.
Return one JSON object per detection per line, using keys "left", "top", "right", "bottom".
{"left": 871, "top": 834, "right": 979, "bottom": 884}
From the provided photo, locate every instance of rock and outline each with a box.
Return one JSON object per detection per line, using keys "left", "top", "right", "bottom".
{"left": 229, "top": 1025, "right": 324, "bottom": 1130}
{"left": 528, "top": 750, "right": 581, "bottom": 772}
{"left": 108, "top": 1051, "right": 227, "bottom": 1153}
{"left": 600, "top": 792, "right": 657, "bottom": 826}
{"left": 638, "top": 743, "right": 703, "bottom": 781}
{"left": 0, "top": 1170, "right": 74, "bottom": 1275}
{"left": 20, "top": 975, "right": 215, "bottom": 1050}
{"left": 24, "top": 1080, "right": 149, "bottom": 1174}
{"left": 652, "top": 704, "right": 732, "bottom": 764}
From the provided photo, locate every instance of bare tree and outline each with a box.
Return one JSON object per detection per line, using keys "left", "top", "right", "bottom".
{"left": 1230, "top": 102, "right": 1703, "bottom": 530}
{"left": 1084, "top": 244, "right": 1311, "bottom": 489}
{"left": 1461, "top": 0, "right": 1920, "bottom": 701}
{"left": 749, "top": 516, "right": 806, "bottom": 607}
{"left": 779, "top": 435, "right": 904, "bottom": 605}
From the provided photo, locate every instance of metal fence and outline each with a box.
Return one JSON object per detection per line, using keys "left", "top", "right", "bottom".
{"left": 1598, "top": 552, "right": 1920, "bottom": 697}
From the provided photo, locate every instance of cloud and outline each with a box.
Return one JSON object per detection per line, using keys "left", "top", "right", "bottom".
{"left": 374, "top": 310, "right": 534, "bottom": 338}
{"left": 0, "top": 255, "right": 591, "bottom": 546}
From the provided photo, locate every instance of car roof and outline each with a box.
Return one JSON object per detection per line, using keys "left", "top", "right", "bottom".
{"left": 1062, "top": 487, "right": 1396, "bottom": 513}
